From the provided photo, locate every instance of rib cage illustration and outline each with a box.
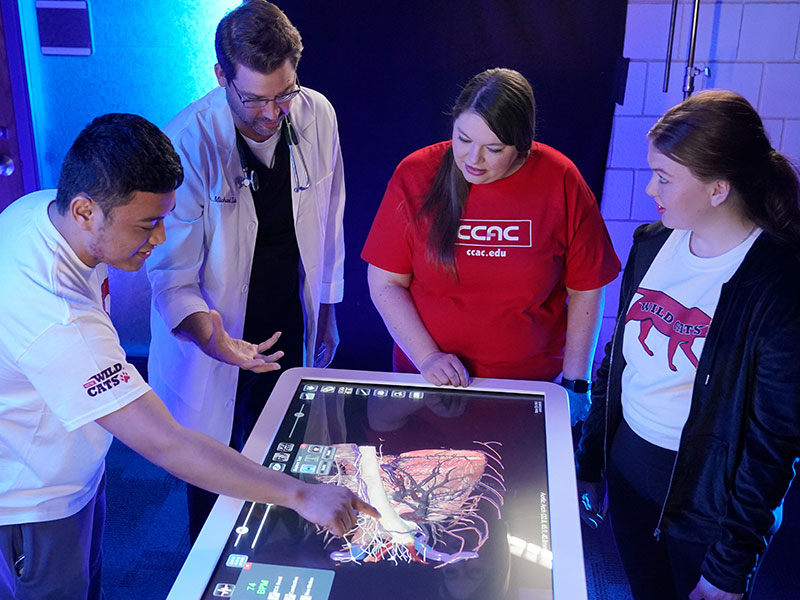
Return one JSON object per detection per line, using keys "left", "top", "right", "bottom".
{"left": 315, "top": 442, "right": 505, "bottom": 567}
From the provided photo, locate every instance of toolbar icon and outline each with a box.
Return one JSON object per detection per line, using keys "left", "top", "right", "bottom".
{"left": 213, "top": 582, "right": 235, "bottom": 597}
{"left": 225, "top": 553, "right": 248, "bottom": 568}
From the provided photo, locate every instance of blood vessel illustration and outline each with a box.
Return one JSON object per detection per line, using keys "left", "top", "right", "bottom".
{"left": 315, "top": 442, "right": 504, "bottom": 567}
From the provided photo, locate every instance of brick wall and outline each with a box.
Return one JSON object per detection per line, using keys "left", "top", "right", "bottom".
{"left": 597, "top": 0, "right": 800, "bottom": 364}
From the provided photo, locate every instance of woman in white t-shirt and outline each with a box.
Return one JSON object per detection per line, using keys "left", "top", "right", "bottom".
{"left": 575, "top": 90, "right": 800, "bottom": 600}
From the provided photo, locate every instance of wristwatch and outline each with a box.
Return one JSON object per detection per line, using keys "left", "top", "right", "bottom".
{"left": 561, "top": 378, "right": 592, "bottom": 393}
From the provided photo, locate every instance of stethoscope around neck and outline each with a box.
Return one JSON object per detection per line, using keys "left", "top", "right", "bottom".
{"left": 236, "top": 112, "right": 311, "bottom": 193}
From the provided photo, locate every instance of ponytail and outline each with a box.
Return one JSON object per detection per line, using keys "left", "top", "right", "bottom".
{"left": 752, "top": 151, "right": 800, "bottom": 246}
{"left": 415, "top": 148, "right": 470, "bottom": 274}
{"left": 725, "top": 149, "right": 800, "bottom": 247}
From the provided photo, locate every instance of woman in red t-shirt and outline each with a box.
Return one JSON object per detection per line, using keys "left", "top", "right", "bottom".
{"left": 361, "top": 68, "right": 620, "bottom": 425}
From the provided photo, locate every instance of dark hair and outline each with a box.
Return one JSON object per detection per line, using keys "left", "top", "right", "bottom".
{"left": 55, "top": 113, "right": 184, "bottom": 216}
{"left": 649, "top": 89, "right": 800, "bottom": 245}
{"left": 215, "top": 0, "right": 303, "bottom": 80}
{"left": 417, "top": 68, "right": 536, "bottom": 271}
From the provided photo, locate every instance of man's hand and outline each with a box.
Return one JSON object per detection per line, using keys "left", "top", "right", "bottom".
{"left": 418, "top": 351, "right": 470, "bottom": 387}
{"left": 313, "top": 303, "right": 339, "bottom": 368}
{"left": 98, "top": 391, "right": 378, "bottom": 534}
{"left": 577, "top": 479, "right": 607, "bottom": 530}
{"left": 204, "top": 310, "right": 283, "bottom": 373}
{"left": 294, "top": 482, "right": 380, "bottom": 537}
{"left": 689, "top": 576, "right": 743, "bottom": 600}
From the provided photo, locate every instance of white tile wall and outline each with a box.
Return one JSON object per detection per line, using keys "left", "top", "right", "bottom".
{"left": 601, "top": 170, "right": 635, "bottom": 219}
{"left": 608, "top": 117, "right": 657, "bottom": 168}
{"left": 676, "top": 2, "right": 743, "bottom": 62}
{"left": 783, "top": 119, "right": 800, "bottom": 162}
{"left": 761, "top": 63, "right": 800, "bottom": 116}
{"left": 739, "top": 4, "right": 800, "bottom": 60}
{"left": 704, "top": 62, "right": 764, "bottom": 104}
{"left": 763, "top": 118, "right": 785, "bottom": 146}
{"left": 643, "top": 61, "right": 694, "bottom": 115}
{"left": 617, "top": 61, "right": 648, "bottom": 116}
{"left": 596, "top": 0, "right": 800, "bottom": 370}
{"left": 624, "top": 3, "right": 680, "bottom": 60}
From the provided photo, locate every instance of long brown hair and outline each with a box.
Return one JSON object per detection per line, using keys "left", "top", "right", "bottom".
{"left": 417, "top": 68, "right": 536, "bottom": 271}
{"left": 649, "top": 90, "right": 800, "bottom": 246}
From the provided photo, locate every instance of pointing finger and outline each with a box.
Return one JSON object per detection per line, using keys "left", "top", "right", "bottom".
{"left": 352, "top": 496, "right": 381, "bottom": 520}
{"left": 328, "top": 521, "right": 344, "bottom": 537}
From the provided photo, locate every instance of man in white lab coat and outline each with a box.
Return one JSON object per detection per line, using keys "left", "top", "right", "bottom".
{"left": 146, "top": 0, "right": 346, "bottom": 540}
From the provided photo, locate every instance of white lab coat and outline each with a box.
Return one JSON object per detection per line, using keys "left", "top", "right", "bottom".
{"left": 146, "top": 86, "right": 345, "bottom": 443}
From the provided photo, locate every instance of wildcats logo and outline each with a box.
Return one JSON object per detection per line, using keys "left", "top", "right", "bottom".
{"left": 455, "top": 219, "right": 532, "bottom": 247}
{"left": 625, "top": 288, "right": 711, "bottom": 371}
{"left": 83, "top": 363, "right": 131, "bottom": 397}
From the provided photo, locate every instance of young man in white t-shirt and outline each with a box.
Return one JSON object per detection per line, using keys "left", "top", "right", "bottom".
{"left": 0, "top": 114, "right": 376, "bottom": 600}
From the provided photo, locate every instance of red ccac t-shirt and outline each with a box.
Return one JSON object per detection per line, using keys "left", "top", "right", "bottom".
{"left": 362, "top": 141, "right": 620, "bottom": 381}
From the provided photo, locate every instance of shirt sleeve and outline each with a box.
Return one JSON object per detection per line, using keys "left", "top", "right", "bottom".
{"left": 319, "top": 104, "right": 346, "bottom": 304}
{"left": 16, "top": 318, "right": 150, "bottom": 432}
{"left": 702, "top": 276, "right": 800, "bottom": 592}
{"left": 361, "top": 167, "right": 417, "bottom": 275}
{"left": 562, "top": 169, "right": 621, "bottom": 291}
{"left": 146, "top": 133, "right": 211, "bottom": 332}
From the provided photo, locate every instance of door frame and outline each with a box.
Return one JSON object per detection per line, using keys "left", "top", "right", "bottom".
{"left": 1, "top": 0, "right": 38, "bottom": 198}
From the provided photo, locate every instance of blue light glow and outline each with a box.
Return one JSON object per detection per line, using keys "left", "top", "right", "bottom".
{"left": 18, "top": 0, "right": 240, "bottom": 186}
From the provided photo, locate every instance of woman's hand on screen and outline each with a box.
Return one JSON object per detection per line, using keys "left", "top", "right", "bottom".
{"left": 418, "top": 351, "right": 470, "bottom": 387}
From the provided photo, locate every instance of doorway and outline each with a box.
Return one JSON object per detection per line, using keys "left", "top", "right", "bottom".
{"left": 0, "top": 1, "right": 37, "bottom": 211}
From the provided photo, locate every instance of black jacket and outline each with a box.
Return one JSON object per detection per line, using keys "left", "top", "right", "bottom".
{"left": 575, "top": 222, "right": 800, "bottom": 593}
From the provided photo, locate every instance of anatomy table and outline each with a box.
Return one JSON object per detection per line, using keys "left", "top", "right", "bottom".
{"left": 167, "top": 368, "right": 587, "bottom": 600}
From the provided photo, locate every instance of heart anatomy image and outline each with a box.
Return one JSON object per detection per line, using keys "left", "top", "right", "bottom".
{"left": 314, "top": 442, "right": 505, "bottom": 567}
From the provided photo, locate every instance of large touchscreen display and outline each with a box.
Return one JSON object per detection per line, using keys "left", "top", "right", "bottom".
{"left": 199, "top": 379, "right": 552, "bottom": 600}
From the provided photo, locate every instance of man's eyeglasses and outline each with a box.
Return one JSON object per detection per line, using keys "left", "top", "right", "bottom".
{"left": 229, "top": 78, "right": 301, "bottom": 108}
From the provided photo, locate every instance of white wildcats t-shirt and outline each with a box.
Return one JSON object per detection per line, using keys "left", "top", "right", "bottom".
{"left": 0, "top": 191, "right": 150, "bottom": 525}
{"left": 621, "top": 228, "right": 760, "bottom": 450}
